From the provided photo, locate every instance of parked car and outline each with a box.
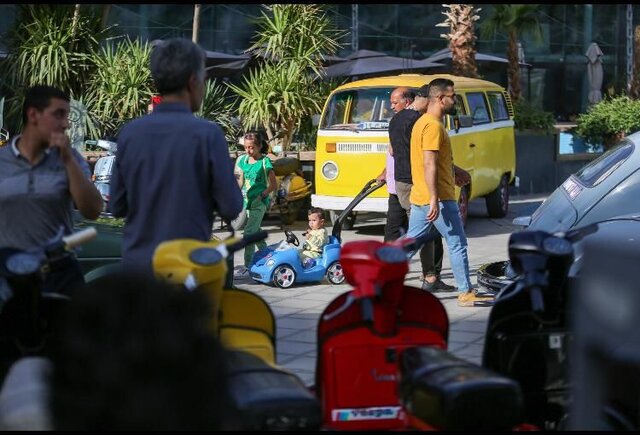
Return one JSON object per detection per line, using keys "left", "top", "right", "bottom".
{"left": 478, "top": 132, "right": 640, "bottom": 292}
{"left": 89, "top": 139, "right": 117, "bottom": 209}
{"left": 73, "top": 213, "right": 123, "bottom": 280}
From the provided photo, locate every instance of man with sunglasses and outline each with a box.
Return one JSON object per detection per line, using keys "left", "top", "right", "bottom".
{"left": 405, "top": 79, "right": 491, "bottom": 307}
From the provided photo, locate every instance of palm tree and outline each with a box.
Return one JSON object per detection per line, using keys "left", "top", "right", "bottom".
{"left": 228, "top": 4, "right": 343, "bottom": 154}
{"left": 192, "top": 4, "right": 201, "bottom": 44}
{"left": 436, "top": 4, "right": 481, "bottom": 78}
{"left": 481, "top": 4, "right": 543, "bottom": 103}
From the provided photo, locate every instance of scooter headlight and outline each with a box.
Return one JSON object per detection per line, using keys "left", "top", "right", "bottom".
{"left": 322, "top": 161, "right": 338, "bottom": 180}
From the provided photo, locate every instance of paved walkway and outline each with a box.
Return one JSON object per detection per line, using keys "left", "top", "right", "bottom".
{"left": 215, "top": 194, "right": 546, "bottom": 386}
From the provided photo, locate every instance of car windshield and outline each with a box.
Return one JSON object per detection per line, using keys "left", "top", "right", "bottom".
{"left": 574, "top": 140, "right": 634, "bottom": 187}
{"left": 320, "top": 87, "right": 407, "bottom": 131}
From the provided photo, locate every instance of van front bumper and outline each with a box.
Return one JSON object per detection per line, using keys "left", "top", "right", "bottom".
{"left": 311, "top": 194, "right": 388, "bottom": 213}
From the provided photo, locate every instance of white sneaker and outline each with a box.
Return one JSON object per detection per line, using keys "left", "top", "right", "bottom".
{"left": 233, "top": 267, "right": 250, "bottom": 279}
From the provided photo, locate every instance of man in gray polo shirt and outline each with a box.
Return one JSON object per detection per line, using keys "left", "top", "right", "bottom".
{"left": 0, "top": 85, "right": 103, "bottom": 294}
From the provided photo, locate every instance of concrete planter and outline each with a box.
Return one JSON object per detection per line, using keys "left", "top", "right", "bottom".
{"left": 513, "top": 130, "right": 599, "bottom": 195}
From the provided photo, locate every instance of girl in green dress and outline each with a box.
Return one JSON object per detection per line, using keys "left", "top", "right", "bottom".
{"left": 233, "top": 131, "right": 277, "bottom": 278}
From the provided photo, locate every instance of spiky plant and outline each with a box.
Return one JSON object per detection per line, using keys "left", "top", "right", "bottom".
{"left": 436, "top": 4, "right": 482, "bottom": 78}
{"left": 1, "top": 4, "right": 107, "bottom": 132}
{"left": 84, "top": 37, "right": 154, "bottom": 138}
{"left": 229, "top": 4, "right": 344, "bottom": 154}
{"left": 197, "top": 79, "right": 241, "bottom": 147}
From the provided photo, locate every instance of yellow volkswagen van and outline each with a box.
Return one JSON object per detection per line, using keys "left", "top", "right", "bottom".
{"left": 311, "top": 73, "right": 516, "bottom": 228}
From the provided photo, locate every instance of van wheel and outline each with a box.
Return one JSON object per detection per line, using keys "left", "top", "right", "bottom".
{"left": 485, "top": 175, "right": 509, "bottom": 218}
{"left": 458, "top": 185, "right": 470, "bottom": 227}
{"left": 329, "top": 210, "right": 356, "bottom": 230}
{"left": 231, "top": 208, "right": 247, "bottom": 231}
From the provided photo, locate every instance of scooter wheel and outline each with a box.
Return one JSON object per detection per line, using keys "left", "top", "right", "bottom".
{"left": 273, "top": 265, "right": 296, "bottom": 288}
{"left": 326, "top": 261, "right": 345, "bottom": 285}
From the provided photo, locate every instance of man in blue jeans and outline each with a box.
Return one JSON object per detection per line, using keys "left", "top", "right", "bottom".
{"left": 405, "top": 79, "right": 492, "bottom": 307}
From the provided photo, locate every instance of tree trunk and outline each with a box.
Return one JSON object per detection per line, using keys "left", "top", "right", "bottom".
{"left": 507, "top": 30, "right": 521, "bottom": 104}
{"left": 192, "top": 4, "right": 201, "bottom": 44}
{"left": 630, "top": 25, "right": 640, "bottom": 99}
{"left": 71, "top": 4, "right": 81, "bottom": 38}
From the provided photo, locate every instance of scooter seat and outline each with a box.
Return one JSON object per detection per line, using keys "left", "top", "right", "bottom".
{"left": 399, "top": 346, "right": 523, "bottom": 431}
{"left": 226, "top": 350, "right": 321, "bottom": 431}
{"left": 220, "top": 327, "right": 275, "bottom": 365}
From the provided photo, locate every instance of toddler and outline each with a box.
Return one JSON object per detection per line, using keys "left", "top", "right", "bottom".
{"left": 299, "top": 207, "right": 328, "bottom": 269}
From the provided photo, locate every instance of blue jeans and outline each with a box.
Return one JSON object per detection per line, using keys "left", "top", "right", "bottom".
{"left": 405, "top": 200, "right": 472, "bottom": 293}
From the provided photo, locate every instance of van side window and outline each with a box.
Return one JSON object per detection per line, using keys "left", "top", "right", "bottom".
{"left": 454, "top": 94, "right": 468, "bottom": 115}
{"left": 466, "top": 92, "right": 491, "bottom": 124}
{"left": 486, "top": 92, "right": 509, "bottom": 121}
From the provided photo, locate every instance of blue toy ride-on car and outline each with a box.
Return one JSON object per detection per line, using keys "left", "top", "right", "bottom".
{"left": 249, "top": 178, "right": 386, "bottom": 289}
{"left": 249, "top": 230, "right": 344, "bottom": 288}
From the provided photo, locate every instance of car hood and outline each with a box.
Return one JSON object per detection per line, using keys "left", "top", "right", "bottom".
{"left": 74, "top": 219, "right": 123, "bottom": 258}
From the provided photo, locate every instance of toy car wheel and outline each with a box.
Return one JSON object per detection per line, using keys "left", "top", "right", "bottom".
{"left": 273, "top": 265, "right": 296, "bottom": 288}
{"left": 326, "top": 261, "right": 345, "bottom": 285}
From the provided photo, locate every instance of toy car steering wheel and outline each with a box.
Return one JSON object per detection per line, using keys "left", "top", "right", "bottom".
{"left": 284, "top": 230, "right": 300, "bottom": 247}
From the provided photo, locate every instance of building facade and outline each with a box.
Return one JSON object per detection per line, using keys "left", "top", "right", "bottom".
{"left": 0, "top": 4, "right": 637, "bottom": 120}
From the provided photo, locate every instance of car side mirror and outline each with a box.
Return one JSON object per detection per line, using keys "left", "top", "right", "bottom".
{"left": 311, "top": 114, "right": 321, "bottom": 127}
{"left": 457, "top": 115, "right": 473, "bottom": 128}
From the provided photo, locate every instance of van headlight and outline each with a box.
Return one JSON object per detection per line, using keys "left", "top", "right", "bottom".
{"left": 322, "top": 161, "right": 338, "bottom": 180}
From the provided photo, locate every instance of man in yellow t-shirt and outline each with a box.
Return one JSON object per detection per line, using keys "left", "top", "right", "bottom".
{"left": 405, "top": 79, "right": 492, "bottom": 307}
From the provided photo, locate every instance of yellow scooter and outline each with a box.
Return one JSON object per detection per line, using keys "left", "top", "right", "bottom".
{"left": 152, "top": 229, "right": 323, "bottom": 430}
{"left": 152, "top": 230, "right": 277, "bottom": 364}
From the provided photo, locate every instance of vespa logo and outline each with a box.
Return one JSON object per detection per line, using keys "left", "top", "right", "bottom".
{"left": 371, "top": 368, "right": 396, "bottom": 382}
{"left": 332, "top": 406, "right": 401, "bottom": 421}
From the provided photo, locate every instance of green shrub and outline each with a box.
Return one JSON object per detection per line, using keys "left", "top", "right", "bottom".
{"left": 513, "top": 99, "right": 555, "bottom": 132}
{"left": 575, "top": 96, "right": 640, "bottom": 147}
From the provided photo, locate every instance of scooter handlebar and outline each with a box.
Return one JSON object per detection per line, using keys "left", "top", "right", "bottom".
{"left": 226, "top": 230, "right": 269, "bottom": 254}
{"left": 62, "top": 227, "right": 97, "bottom": 249}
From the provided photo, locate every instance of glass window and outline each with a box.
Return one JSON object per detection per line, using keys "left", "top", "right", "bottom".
{"left": 320, "top": 88, "right": 394, "bottom": 130}
{"left": 466, "top": 92, "right": 491, "bottom": 124}
{"left": 486, "top": 92, "right": 509, "bottom": 121}
{"left": 574, "top": 141, "right": 634, "bottom": 187}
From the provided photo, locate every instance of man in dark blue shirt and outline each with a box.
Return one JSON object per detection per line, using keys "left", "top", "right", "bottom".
{"left": 110, "top": 38, "right": 243, "bottom": 275}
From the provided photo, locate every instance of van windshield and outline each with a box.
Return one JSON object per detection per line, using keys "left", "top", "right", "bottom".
{"left": 320, "top": 88, "right": 397, "bottom": 130}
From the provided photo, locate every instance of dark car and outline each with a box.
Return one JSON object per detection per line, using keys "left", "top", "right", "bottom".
{"left": 73, "top": 213, "right": 123, "bottom": 280}
{"left": 478, "top": 132, "right": 640, "bottom": 293}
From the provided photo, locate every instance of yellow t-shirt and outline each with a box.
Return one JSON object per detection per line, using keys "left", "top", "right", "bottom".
{"left": 409, "top": 113, "right": 456, "bottom": 205}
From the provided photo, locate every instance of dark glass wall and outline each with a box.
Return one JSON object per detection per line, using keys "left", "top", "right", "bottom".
{"left": 1, "top": 3, "right": 638, "bottom": 120}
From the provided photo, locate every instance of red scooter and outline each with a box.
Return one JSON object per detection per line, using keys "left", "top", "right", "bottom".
{"left": 314, "top": 234, "right": 526, "bottom": 431}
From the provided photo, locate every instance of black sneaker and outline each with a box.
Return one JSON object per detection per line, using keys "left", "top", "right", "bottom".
{"left": 434, "top": 279, "right": 456, "bottom": 292}
{"left": 422, "top": 279, "right": 456, "bottom": 293}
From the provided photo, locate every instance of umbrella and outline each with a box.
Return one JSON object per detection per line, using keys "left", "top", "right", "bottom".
{"left": 424, "top": 47, "right": 531, "bottom": 67}
{"left": 324, "top": 51, "right": 442, "bottom": 78}
{"left": 205, "top": 59, "right": 251, "bottom": 78}
{"left": 586, "top": 42, "right": 604, "bottom": 105}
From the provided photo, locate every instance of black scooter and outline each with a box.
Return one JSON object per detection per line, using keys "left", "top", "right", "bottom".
{"left": 481, "top": 220, "right": 639, "bottom": 430}
{"left": 0, "top": 227, "right": 97, "bottom": 381}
